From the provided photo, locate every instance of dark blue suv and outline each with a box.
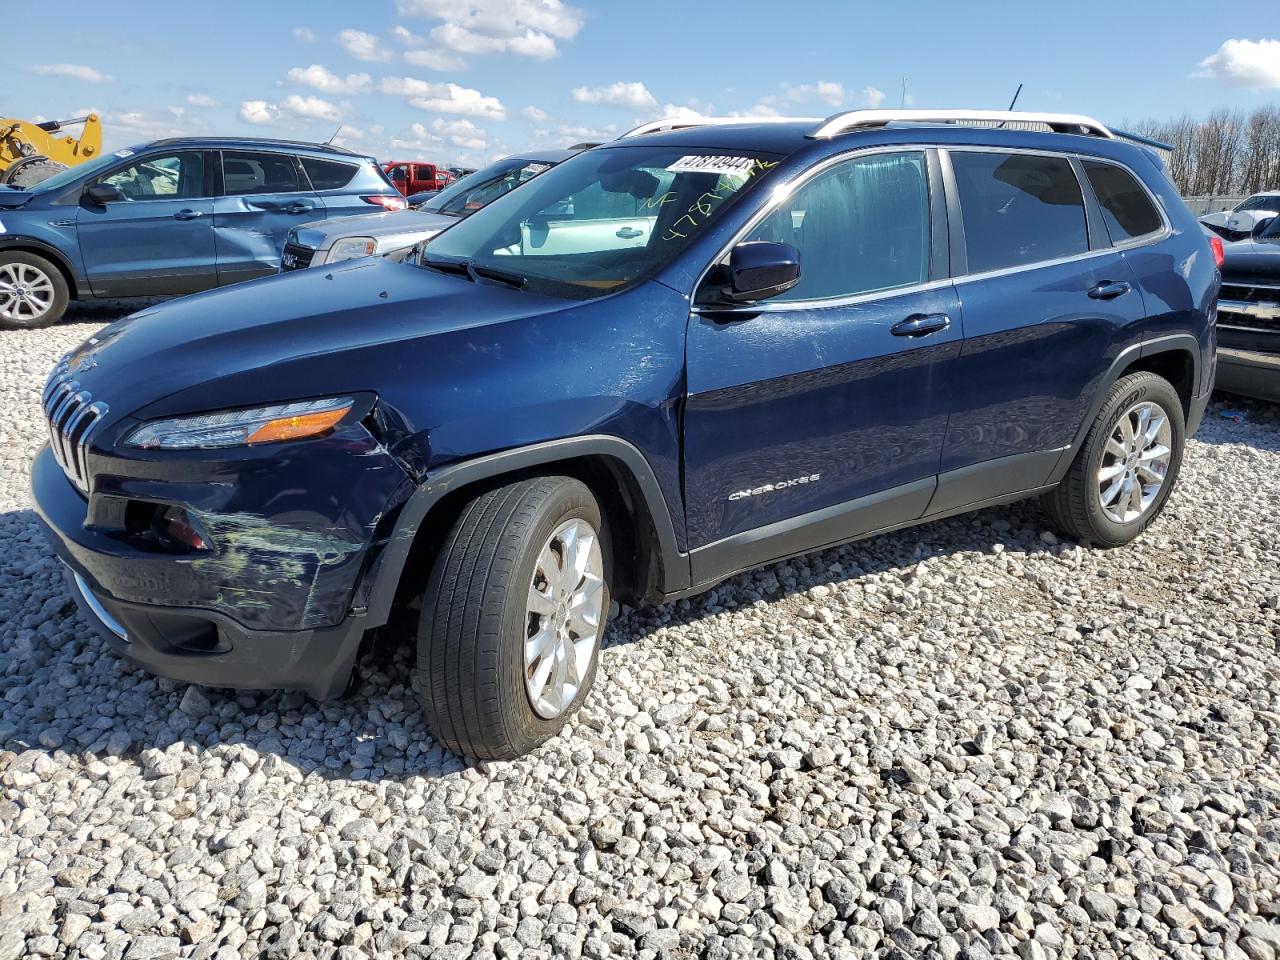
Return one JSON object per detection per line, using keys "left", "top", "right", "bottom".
{"left": 31, "top": 111, "right": 1217, "bottom": 759}
{"left": 0, "top": 137, "right": 402, "bottom": 328}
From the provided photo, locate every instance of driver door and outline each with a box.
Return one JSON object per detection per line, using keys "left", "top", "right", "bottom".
{"left": 77, "top": 150, "right": 217, "bottom": 297}
{"left": 682, "top": 150, "right": 961, "bottom": 582}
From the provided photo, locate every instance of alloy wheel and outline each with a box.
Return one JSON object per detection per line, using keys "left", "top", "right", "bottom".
{"left": 1097, "top": 400, "right": 1172, "bottom": 524}
{"left": 0, "top": 262, "right": 55, "bottom": 324}
{"left": 524, "top": 518, "right": 604, "bottom": 719}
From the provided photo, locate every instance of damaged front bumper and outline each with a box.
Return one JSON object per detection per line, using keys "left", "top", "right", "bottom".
{"left": 31, "top": 418, "right": 417, "bottom": 697}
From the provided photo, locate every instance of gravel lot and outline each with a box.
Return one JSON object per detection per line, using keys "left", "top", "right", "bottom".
{"left": 2, "top": 304, "right": 1279, "bottom": 960}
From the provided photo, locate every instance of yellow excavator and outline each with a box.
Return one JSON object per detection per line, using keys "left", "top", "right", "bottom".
{"left": 0, "top": 113, "right": 102, "bottom": 187}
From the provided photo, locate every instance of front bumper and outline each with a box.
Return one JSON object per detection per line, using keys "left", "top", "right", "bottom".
{"left": 61, "top": 561, "right": 367, "bottom": 698}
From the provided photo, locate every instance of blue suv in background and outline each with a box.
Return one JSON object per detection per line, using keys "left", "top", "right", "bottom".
{"left": 0, "top": 137, "right": 402, "bottom": 328}
{"left": 31, "top": 111, "right": 1217, "bottom": 759}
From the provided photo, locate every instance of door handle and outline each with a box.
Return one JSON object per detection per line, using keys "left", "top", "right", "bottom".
{"left": 286, "top": 203, "right": 313, "bottom": 215}
{"left": 174, "top": 209, "right": 202, "bottom": 220}
{"left": 891, "top": 313, "right": 951, "bottom": 337}
{"left": 616, "top": 227, "right": 643, "bottom": 239}
{"left": 1088, "top": 280, "right": 1132, "bottom": 300}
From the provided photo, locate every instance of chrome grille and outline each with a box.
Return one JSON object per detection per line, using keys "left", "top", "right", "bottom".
{"left": 42, "top": 359, "right": 107, "bottom": 494}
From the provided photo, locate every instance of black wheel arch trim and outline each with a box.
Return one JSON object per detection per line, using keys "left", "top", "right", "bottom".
{"left": 361, "top": 434, "right": 689, "bottom": 624}
{"left": 0, "top": 236, "right": 87, "bottom": 297}
{"left": 1048, "top": 332, "right": 1204, "bottom": 485}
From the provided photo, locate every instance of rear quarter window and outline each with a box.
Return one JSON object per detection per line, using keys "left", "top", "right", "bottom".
{"left": 951, "top": 151, "right": 1089, "bottom": 274}
{"left": 301, "top": 157, "right": 359, "bottom": 191}
{"left": 1082, "top": 161, "right": 1163, "bottom": 242}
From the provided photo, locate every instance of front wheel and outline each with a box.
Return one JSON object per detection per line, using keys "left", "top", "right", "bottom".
{"left": 0, "top": 252, "right": 69, "bottom": 330}
{"left": 1042, "top": 371, "right": 1185, "bottom": 546}
{"left": 413, "top": 476, "right": 609, "bottom": 759}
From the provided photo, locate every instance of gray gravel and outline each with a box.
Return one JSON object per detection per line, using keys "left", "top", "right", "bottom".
{"left": 2, "top": 304, "right": 1279, "bottom": 960}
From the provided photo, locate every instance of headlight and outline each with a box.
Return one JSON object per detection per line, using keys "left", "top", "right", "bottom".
{"left": 124, "top": 397, "right": 355, "bottom": 450}
{"left": 326, "top": 237, "right": 378, "bottom": 264}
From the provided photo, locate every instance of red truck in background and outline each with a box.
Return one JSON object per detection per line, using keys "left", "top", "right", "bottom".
{"left": 382, "top": 161, "right": 455, "bottom": 197}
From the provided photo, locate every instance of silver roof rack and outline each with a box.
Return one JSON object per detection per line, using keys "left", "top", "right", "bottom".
{"left": 808, "top": 110, "right": 1115, "bottom": 140}
{"left": 620, "top": 116, "right": 821, "bottom": 139}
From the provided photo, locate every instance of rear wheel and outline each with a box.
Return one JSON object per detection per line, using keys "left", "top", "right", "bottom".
{"left": 0, "top": 252, "right": 69, "bottom": 329}
{"left": 1042, "top": 372, "right": 1184, "bottom": 546}
{"left": 412, "top": 476, "right": 609, "bottom": 759}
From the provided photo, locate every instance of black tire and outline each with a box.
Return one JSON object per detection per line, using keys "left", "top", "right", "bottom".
{"left": 0, "top": 251, "right": 70, "bottom": 330}
{"left": 3, "top": 156, "right": 69, "bottom": 188}
{"left": 413, "top": 476, "right": 610, "bottom": 760}
{"left": 1042, "top": 372, "right": 1185, "bottom": 547}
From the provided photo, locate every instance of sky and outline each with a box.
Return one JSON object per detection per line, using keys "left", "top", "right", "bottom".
{"left": 11, "top": 0, "right": 1280, "bottom": 168}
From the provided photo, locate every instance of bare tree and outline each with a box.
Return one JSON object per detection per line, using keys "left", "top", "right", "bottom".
{"left": 1124, "top": 106, "right": 1280, "bottom": 196}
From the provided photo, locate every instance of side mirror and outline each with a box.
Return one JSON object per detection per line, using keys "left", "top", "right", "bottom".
{"left": 84, "top": 183, "right": 123, "bottom": 205}
{"left": 719, "top": 241, "right": 801, "bottom": 303}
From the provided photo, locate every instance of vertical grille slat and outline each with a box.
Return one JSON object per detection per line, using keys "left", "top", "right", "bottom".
{"left": 41, "top": 360, "right": 107, "bottom": 494}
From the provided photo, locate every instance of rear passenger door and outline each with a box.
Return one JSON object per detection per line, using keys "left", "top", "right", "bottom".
{"left": 212, "top": 151, "right": 325, "bottom": 284}
{"left": 932, "top": 149, "right": 1149, "bottom": 513}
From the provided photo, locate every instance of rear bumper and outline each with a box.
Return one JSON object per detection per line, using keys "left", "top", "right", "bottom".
{"left": 61, "top": 561, "right": 366, "bottom": 698}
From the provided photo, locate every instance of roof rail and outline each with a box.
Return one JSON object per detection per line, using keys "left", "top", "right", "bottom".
{"left": 619, "top": 116, "right": 821, "bottom": 139}
{"left": 146, "top": 136, "right": 362, "bottom": 156}
{"left": 808, "top": 110, "right": 1115, "bottom": 140}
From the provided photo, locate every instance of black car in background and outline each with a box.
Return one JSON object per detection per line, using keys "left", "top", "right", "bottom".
{"left": 1217, "top": 218, "right": 1280, "bottom": 401}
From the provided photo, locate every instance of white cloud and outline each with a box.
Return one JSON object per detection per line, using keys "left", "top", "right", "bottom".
{"left": 339, "top": 29, "right": 393, "bottom": 62}
{"left": 331, "top": 123, "right": 365, "bottom": 147}
{"left": 186, "top": 92, "right": 219, "bottom": 108}
{"left": 380, "top": 76, "right": 506, "bottom": 119}
{"left": 860, "top": 85, "right": 886, "bottom": 109}
{"left": 656, "top": 103, "right": 707, "bottom": 124}
{"left": 432, "top": 117, "right": 487, "bottom": 150}
{"left": 396, "top": 0, "right": 583, "bottom": 60}
{"left": 572, "top": 81, "right": 657, "bottom": 111}
{"left": 1193, "top": 38, "right": 1280, "bottom": 89}
{"left": 405, "top": 47, "right": 468, "bottom": 71}
{"left": 786, "top": 81, "right": 846, "bottom": 108}
{"left": 167, "top": 106, "right": 185, "bottom": 118}
{"left": 239, "top": 100, "right": 275, "bottom": 125}
{"left": 287, "top": 64, "right": 373, "bottom": 95}
{"left": 293, "top": 26, "right": 316, "bottom": 42}
{"left": 279, "top": 94, "right": 341, "bottom": 122}
{"left": 29, "top": 63, "right": 111, "bottom": 83}
{"left": 522, "top": 105, "right": 548, "bottom": 122}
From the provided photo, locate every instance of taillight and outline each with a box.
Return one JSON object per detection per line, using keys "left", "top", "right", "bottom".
{"left": 1209, "top": 235, "right": 1225, "bottom": 269}
{"left": 364, "top": 195, "right": 407, "bottom": 212}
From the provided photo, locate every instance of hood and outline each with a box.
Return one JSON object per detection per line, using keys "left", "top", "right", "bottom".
{"left": 61, "top": 256, "right": 569, "bottom": 421}
{"left": 0, "top": 189, "right": 33, "bottom": 209}
{"left": 1220, "top": 240, "right": 1280, "bottom": 285}
{"left": 292, "top": 209, "right": 456, "bottom": 249}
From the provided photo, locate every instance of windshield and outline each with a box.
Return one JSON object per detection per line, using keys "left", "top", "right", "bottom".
{"left": 424, "top": 145, "right": 781, "bottom": 300}
{"left": 29, "top": 148, "right": 138, "bottom": 193}
{"left": 1236, "top": 194, "right": 1280, "bottom": 213}
{"left": 420, "top": 156, "right": 556, "bottom": 217}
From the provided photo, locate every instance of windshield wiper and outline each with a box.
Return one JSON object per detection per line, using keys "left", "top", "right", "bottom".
{"left": 420, "top": 254, "right": 471, "bottom": 278}
{"left": 468, "top": 263, "right": 526, "bottom": 289}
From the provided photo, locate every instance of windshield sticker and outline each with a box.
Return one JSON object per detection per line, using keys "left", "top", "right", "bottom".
{"left": 666, "top": 155, "right": 759, "bottom": 178}
{"left": 524, "top": 163, "right": 551, "bottom": 175}
{"left": 114, "top": 149, "right": 135, "bottom": 158}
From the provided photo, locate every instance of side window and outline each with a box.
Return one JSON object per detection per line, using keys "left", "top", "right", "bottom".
{"left": 744, "top": 151, "right": 930, "bottom": 301}
{"left": 221, "top": 151, "right": 303, "bottom": 196}
{"left": 301, "top": 157, "right": 358, "bottom": 191}
{"left": 102, "top": 151, "right": 205, "bottom": 200}
{"left": 1083, "top": 161, "right": 1163, "bottom": 242}
{"left": 951, "top": 151, "right": 1088, "bottom": 273}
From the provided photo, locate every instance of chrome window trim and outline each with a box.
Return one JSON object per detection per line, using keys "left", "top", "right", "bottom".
{"left": 691, "top": 145, "right": 937, "bottom": 314}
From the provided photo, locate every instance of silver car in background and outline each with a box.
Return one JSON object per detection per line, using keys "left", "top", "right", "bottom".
{"left": 279, "top": 148, "right": 582, "bottom": 271}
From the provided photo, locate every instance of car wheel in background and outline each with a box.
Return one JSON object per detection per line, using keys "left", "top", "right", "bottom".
{"left": 1042, "top": 371, "right": 1185, "bottom": 547}
{"left": 0, "top": 252, "right": 69, "bottom": 330}
{"left": 413, "top": 476, "right": 610, "bottom": 759}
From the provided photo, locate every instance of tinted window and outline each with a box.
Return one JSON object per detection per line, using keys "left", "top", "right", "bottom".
{"left": 745, "top": 151, "right": 930, "bottom": 301}
{"left": 222, "top": 151, "right": 303, "bottom": 195}
{"left": 102, "top": 151, "right": 205, "bottom": 200}
{"left": 1083, "top": 161, "right": 1162, "bottom": 241}
{"left": 952, "top": 152, "right": 1088, "bottom": 273}
{"left": 301, "top": 157, "right": 358, "bottom": 190}
{"left": 1236, "top": 195, "right": 1279, "bottom": 212}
